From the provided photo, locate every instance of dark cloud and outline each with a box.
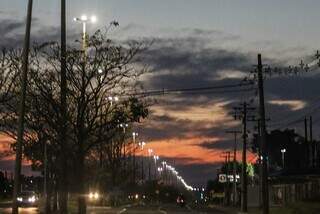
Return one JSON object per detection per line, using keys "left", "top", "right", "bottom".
{"left": 0, "top": 19, "right": 26, "bottom": 36}
{"left": 0, "top": 18, "right": 79, "bottom": 49}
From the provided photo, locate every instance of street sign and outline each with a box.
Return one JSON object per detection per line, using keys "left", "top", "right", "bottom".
{"left": 219, "top": 174, "right": 240, "bottom": 183}
{"left": 219, "top": 174, "right": 227, "bottom": 183}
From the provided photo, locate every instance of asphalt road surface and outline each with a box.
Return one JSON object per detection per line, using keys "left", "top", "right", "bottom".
{"left": 0, "top": 207, "right": 39, "bottom": 214}
{"left": 0, "top": 203, "right": 228, "bottom": 214}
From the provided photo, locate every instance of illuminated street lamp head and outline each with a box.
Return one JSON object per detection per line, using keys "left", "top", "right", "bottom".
{"left": 107, "top": 96, "right": 119, "bottom": 102}
{"left": 91, "top": 15, "right": 97, "bottom": 23}
{"left": 139, "top": 141, "right": 146, "bottom": 150}
{"left": 281, "top": 148, "right": 286, "bottom": 153}
{"left": 120, "top": 123, "right": 128, "bottom": 128}
{"left": 81, "top": 15, "right": 88, "bottom": 21}
{"left": 73, "top": 15, "right": 97, "bottom": 23}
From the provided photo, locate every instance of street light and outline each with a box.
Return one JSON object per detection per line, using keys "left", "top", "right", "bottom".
{"left": 132, "top": 132, "right": 138, "bottom": 143}
{"left": 147, "top": 149, "right": 153, "bottom": 180}
{"left": 153, "top": 155, "right": 159, "bottom": 164}
{"left": 119, "top": 123, "right": 128, "bottom": 133}
{"left": 153, "top": 155, "right": 159, "bottom": 179}
{"left": 139, "top": 141, "right": 146, "bottom": 150}
{"left": 73, "top": 14, "right": 97, "bottom": 51}
{"left": 107, "top": 96, "right": 119, "bottom": 106}
{"left": 148, "top": 149, "right": 153, "bottom": 156}
{"left": 281, "top": 148, "right": 286, "bottom": 169}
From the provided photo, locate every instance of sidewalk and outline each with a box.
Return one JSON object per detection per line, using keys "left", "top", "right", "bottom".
{"left": 209, "top": 201, "right": 320, "bottom": 214}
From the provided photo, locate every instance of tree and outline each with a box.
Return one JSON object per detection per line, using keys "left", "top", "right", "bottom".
{"left": 0, "top": 28, "right": 149, "bottom": 213}
{"left": 251, "top": 129, "right": 309, "bottom": 171}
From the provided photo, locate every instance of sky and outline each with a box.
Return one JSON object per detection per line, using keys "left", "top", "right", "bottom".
{"left": 1, "top": 0, "right": 320, "bottom": 186}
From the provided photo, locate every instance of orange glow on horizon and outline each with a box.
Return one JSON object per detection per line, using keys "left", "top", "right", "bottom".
{"left": 137, "top": 136, "right": 257, "bottom": 166}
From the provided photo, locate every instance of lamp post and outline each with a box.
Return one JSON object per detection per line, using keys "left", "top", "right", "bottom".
{"left": 73, "top": 15, "right": 97, "bottom": 51}
{"left": 139, "top": 141, "right": 146, "bottom": 150}
{"left": 157, "top": 167, "right": 163, "bottom": 181}
{"left": 153, "top": 155, "right": 159, "bottom": 179}
{"left": 119, "top": 123, "right": 128, "bottom": 133}
{"left": 12, "top": 1, "right": 33, "bottom": 213}
{"left": 162, "top": 161, "right": 167, "bottom": 184}
{"left": 138, "top": 142, "right": 146, "bottom": 182}
{"left": 132, "top": 132, "right": 138, "bottom": 184}
{"left": 281, "top": 149, "right": 286, "bottom": 169}
{"left": 148, "top": 149, "right": 153, "bottom": 180}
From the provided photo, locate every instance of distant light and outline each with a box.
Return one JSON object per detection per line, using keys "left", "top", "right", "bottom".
{"left": 91, "top": 16, "right": 97, "bottom": 23}
{"left": 28, "top": 196, "right": 36, "bottom": 203}
{"left": 98, "top": 69, "right": 103, "bottom": 74}
{"left": 114, "top": 96, "right": 119, "bottom": 102}
{"left": 89, "top": 192, "right": 93, "bottom": 199}
{"left": 94, "top": 192, "right": 99, "bottom": 199}
{"left": 81, "top": 15, "right": 88, "bottom": 21}
{"left": 135, "top": 194, "right": 139, "bottom": 199}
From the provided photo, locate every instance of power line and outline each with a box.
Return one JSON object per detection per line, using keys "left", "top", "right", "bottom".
{"left": 125, "top": 82, "right": 254, "bottom": 97}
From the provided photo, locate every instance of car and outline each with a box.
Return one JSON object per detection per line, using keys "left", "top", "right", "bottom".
{"left": 17, "top": 191, "right": 39, "bottom": 207}
{"left": 176, "top": 194, "right": 185, "bottom": 207}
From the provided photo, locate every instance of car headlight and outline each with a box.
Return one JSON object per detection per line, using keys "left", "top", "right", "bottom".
{"left": 89, "top": 192, "right": 99, "bottom": 200}
{"left": 28, "top": 196, "right": 36, "bottom": 203}
{"left": 94, "top": 192, "right": 99, "bottom": 199}
{"left": 17, "top": 197, "right": 23, "bottom": 202}
{"left": 89, "top": 192, "right": 94, "bottom": 199}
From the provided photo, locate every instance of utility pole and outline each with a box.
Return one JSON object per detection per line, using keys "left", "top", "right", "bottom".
{"left": 148, "top": 158, "right": 151, "bottom": 181}
{"left": 59, "top": 0, "right": 68, "bottom": 213}
{"left": 304, "top": 117, "right": 309, "bottom": 168}
{"left": 233, "top": 101, "right": 257, "bottom": 213}
{"left": 141, "top": 158, "right": 144, "bottom": 182}
{"left": 220, "top": 152, "right": 232, "bottom": 206}
{"left": 227, "top": 151, "right": 231, "bottom": 206}
{"left": 241, "top": 103, "right": 248, "bottom": 213}
{"left": 226, "top": 130, "right": 242, "bottom": 206}
{"left": 253, "top": 117, "right": 269, "bottom": 208}
{"left": 12, "top": 1, "right": 33, "bottom": 213}
{"left": 257, "top": 54, "right": 269, "bottom": 214}
{"left": 310, "top": 116, "right": 314, "bottom": 168}
{"left": 44, "top": 140, "right": 49, "bottom": 214}
{"left": 256, "top": 119, "right": 263, "bottom": 208}
{"left": 233, "top": 102, "right": 255, "bottom": 213}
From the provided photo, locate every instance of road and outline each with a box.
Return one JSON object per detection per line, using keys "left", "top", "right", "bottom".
{"left": 97, "top": 204, "right": 228, "bottom": 214}
{"left": 0, "top": 203, "right": 228, "bottom": 214}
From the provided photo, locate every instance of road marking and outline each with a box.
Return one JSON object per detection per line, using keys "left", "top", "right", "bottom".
{"left": 158, "top": 207, "right": 167, "bottom": 214}
{"left": 117, "top": 208, "right": 127, "bottom": 214}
